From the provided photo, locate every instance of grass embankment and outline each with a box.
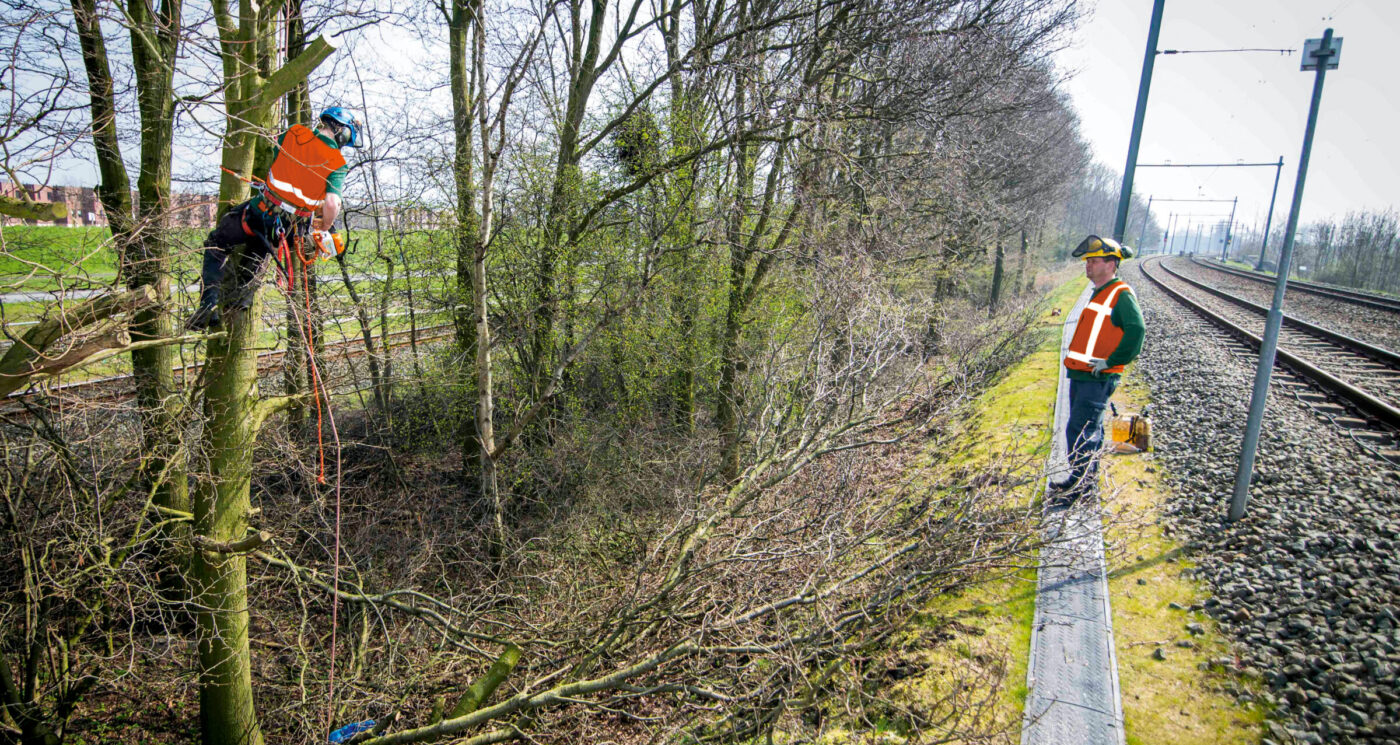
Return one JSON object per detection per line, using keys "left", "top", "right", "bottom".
{"left": 0, "top": 226, "right": 119, "bottom": 280}
{"left": 856, "top": 278, "right": 1081, "bottom": 743}
{"left": 843, "top": 275, "right": 1265, "bottom": 744}
{"left": 1, "top": 224, "right": 454, "bottom": 386}
{"left": 0, "top": 224, "right": 445, "bottom": 291}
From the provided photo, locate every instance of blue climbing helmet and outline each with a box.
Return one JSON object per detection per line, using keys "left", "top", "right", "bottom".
{"left": 318, "top": 107, "right": 362, "bottom": 148}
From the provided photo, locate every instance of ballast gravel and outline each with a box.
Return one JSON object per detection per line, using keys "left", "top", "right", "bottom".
{"left": 1123, "top": 262, "right": 1400, "bottom": 745}
{"left": 1169, "top": 257, "right": 1400, "bottom": 353}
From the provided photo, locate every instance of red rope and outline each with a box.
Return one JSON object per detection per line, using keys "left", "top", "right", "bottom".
{"left": 299, "top": 239, "right": 327, "bottom": 484}
{"left": 280, "top": 232, "right": 344, "bottom": 734}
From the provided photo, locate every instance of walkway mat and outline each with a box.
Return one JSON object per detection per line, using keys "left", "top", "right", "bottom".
{"left": 1020, "top": 283, "right": 1126, "bottom": 745}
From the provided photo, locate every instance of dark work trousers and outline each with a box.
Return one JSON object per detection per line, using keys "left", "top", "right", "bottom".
{"left": 1064, "top": 376, "right": 1119, "bottom": 491}
{"left": 199, "top": 200, "right": 289, "bottom": 311}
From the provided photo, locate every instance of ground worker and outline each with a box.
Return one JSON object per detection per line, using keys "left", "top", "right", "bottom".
{"left": 187, "top": 107, "right": 360, "bottom": 329}
{"left": 1049, "top": 234, "right": 1146, "bottom": 507}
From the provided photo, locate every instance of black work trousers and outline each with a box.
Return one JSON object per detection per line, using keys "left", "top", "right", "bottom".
{"left": 199, "top": 200, "right": 290, "bottom": 311}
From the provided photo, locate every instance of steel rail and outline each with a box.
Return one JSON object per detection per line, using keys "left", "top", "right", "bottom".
{"left": 1141, "top": 258, "right": 1400, "bottom": 430}
{"left": 1157, "top": 261, "right": 1400, "bottom": 367}
{"left": 1191, "top": 256, "right": 1400, "bottom": 312}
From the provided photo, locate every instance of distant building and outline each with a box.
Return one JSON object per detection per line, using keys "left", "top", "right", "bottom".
{"left": 2, "top": 181, "right": 451, "bottom": 231}
{"left": 1, "top": 181, "right": 220, "bottom": 229}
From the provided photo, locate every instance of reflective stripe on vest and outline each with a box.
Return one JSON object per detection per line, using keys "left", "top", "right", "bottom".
{"left": 1064, "top": 281, "right": 1132, "bottom": 373}
{"left": 264, "top": 124, "right": 345, "bottom": 212}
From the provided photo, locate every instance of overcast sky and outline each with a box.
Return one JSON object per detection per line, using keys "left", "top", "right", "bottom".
{"left": 1056, "top": 0, "right": 1398, "bottom": 235}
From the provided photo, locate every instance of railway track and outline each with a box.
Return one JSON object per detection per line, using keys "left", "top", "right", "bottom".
{"left": 1189, "top": 256, "right": 1400, "bottom": 313}
{"left": 2, "top": 323, "right": 454, "bottom": 410}
{"left": 1140, "top": 257, "right": 1400, "bottom": 461}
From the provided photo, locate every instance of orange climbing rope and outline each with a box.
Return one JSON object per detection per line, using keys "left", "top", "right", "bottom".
{"left": 219, "top": 165, "right": 265, "bottom": 187}
{"left": 277, "top": 230, "right": 345, "bottom": 734}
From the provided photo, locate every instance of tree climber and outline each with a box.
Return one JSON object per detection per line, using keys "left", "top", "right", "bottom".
{"left": 187, "top": 107, "right": 360, "bottom": 330}
{"left": 1049, "top": 234, "right": 1145, "bottom": 507}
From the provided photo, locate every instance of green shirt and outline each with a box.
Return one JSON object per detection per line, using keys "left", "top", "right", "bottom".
{"left": 1066, "top": 276, "right": 1145, "bottom": 382}
{"left": 253, "top": 128, "right": 348, "bottom": 209}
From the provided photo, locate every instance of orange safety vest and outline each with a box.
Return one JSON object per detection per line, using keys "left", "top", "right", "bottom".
{"left": 264, "top": 124, "right": 345, "bottom": 212}
{"left": 1064, "top": 279, "right": 1134, "bottom": 374}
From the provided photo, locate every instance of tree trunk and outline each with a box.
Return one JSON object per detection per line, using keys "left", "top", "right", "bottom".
{"left": 527, "top": 0, "right": 606, "bottom": 404}
{"left": 191, "top": 307, "right": 265, "bottom": 745}
{"left": 716, "top": 39, "right": 754, "bottom": 483}
{"left": 717, "top": 245, "right": 747, "bottom": 481}
{"left": 194, "top": 1, "right": 333, "bottom": 739}
{"left": 661, "top": 0, "right": 701, "bottom": 431}
{"left": 988, "top": 240, "right": 1005, "bottom": 314}
{"left": 283, "top": 0, "right": 313, "bottom": 432}
{"left": 1024, "top": 223, "right": 1042, "bottom": 294}
{"left": 72, "top": 0, "right": 191, "bottom": 564}
{"left": 1012, "top": 227, "right": 1028, "bottom": 296}
{"left": 451, "top": 0, "right": 481, "bottom": 474}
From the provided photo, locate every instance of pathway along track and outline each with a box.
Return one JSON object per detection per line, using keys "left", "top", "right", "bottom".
{"left": 1, "top": 323, "right": 453, "bottom": 412}
{"left": 1189, "top": 256, "right": 1400, "bottom": 313}
{"left": 1140, "top": 257, "right": 1400, "bottom": 462}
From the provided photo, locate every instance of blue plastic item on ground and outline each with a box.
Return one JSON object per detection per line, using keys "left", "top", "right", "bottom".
{"left": 328, "top": 719, "right": 376, "bottom": 743}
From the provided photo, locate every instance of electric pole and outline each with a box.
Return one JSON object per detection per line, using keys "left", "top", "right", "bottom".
{"left": 1231, "top": 29, "right": 1341, "bottom": 522}
{"left": 1113, "top": 0, "right": 1166, "bottom": 242}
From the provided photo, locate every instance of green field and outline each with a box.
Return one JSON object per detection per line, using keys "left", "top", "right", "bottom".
{"left": 1, "top": 222, "right": 456, "bottom": 388}
{"left": 0, "top": 225, "right": 120, "bottom": 282}
{"left": 0, "top": 224, "right": 446, "bottom": 293}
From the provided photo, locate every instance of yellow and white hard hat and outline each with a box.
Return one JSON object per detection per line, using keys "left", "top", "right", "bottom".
{"left": 1073, "top": 234, "right": 1134, "bottom": 261}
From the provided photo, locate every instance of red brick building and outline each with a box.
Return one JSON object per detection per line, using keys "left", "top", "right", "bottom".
{"left": 1, "top": 182, "right": 219, "bottom": 229}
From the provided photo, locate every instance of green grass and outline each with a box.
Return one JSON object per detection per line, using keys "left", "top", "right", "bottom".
{"left": 1102, "top": 374, "right": 1267, "bottom": 745}
{"left": 0, "top": 226, "right": 119, "bottom": 282}
{"left": 0, "top": 225, "right": 454, "bottom": 293}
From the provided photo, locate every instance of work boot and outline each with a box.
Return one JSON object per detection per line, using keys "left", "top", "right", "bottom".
{"left": 1047, "top": 489, "right": 1084, "bottom": 510}
{"left": 186, "top": 303, "right": 221, "bottom": 331}
{"left": 1046, "top": 478, "right": 1090, "bottom": 509}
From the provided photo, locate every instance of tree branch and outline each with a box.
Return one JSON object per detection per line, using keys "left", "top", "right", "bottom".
{"left": 0, "top": 194, "right": 68, "bottom": 222}
{"left": 0, "top": 287, "right": 157, "bottom": 397}
{"left": 193, "top": 530, "right": 271, "bottom": 554}
{"left": 255, "top": 36, "right": 336, "bottom": 111}
{"left": 448, "top": 644, "right": 521, "bottom": 719}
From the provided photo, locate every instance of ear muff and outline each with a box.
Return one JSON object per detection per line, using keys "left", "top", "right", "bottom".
{"left": 318, "top": 108, "right": 363, "bottom": 148}
{"left": 1073, "top": 234, "right": 1132, "bottom": 260}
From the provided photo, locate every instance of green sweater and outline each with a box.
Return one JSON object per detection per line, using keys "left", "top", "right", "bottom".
{"left": 1066, "top": 276, "right": 1145, "bottom": 382}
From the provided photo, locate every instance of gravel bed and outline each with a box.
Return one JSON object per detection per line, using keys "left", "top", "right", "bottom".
{"left": 1123, "top": 262, "right": 1400, "bottom": 745}
{"left": 1169, "top": 257, "right": 1400, "bottom": 353}
{"left": 1143, "top": 264, "right": 1400, "bottom": 409}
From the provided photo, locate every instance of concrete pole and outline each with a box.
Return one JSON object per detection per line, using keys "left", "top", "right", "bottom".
{"left": 1138, "top": 195, "right": 1154, "bottom": 251}
{"left": 1231, "top": 29, "right": 1338, "bottom": 522}
{"left": 1113, "top": 0, "right": 1166, "bottom": 242}
{"left": 1254, "top": 156, "right": 1285, "bottom": 271}
{"left": 1222, "top": 197, "right": 1238, "bottom": 261}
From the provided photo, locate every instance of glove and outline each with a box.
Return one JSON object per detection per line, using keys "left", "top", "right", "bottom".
{"left": 313, "top": 229, "right": 345, "bottom": 258}
{"left": 1090, "top": 359, "right": 1110, "bottom": 375}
